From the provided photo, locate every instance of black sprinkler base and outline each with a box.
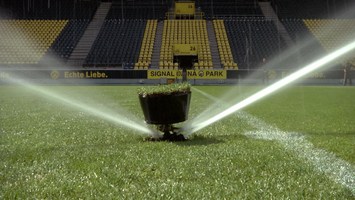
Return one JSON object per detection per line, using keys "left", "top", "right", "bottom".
{"left": 162, "top": 132, "right": 187, "bottom": 141}
{"left": 145, "top": 131, "right": 187, "bottom": 142}
{"left": 145, "top": 132, "right": 187, "bottom": 142}
{"left": 144, "top": 124, "right": 187, "bottom": 142}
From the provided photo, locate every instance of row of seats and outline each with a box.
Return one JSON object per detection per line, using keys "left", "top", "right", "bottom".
{"left": 85, "top": 19, "right": 146, "bottom": 68}
{"left": 213, "top": 20, "right": 238, "bottom": 69}
{"left": 0, "top": 20, "right": 67, "bottom": 64}
{"left": 271, "top": 0, "right": 355, "bottom": 19}
{"left": 224, "top": 19, "right": 288, "bottom": 69}
{"left": 159, "top": 20, "right": 213, "bottom": 69}
{"left": 304, "top": 19, "right": 355, "bottom": 64}
{"left": 0, "top": 0, "right": 99, "bottom": 19}
{"left": 107, "top": 6, "right": 168, "bottom": 20}
{"left": 5, "top": 17, "right": 353, "bottom": 70}
{"left": 271, "top": 0, "right": 327, "bottom": 19}
{"left": 281, "top": 18, "right": 326, "bottom": 66}
{"left": 304, "top": 19, "right": 355, "bottom": 50}
{"left": 135, "top": 20, "right": 157, "bottom": 69}
{"left": 200, "top": 2, "right": 263, "bottom": 19}
{"left": 47, "top": 20, "right": 90, "bottom": 61}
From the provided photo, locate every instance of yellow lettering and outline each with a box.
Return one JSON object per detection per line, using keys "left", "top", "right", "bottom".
{"left": 85, "top": 71, "right": 107, "bottom": 78}
{"left": 64, "top": 71, "right": 84, "bottom": 78}
{"left": 148, "top": 70, "right": 226, "bottom": 79}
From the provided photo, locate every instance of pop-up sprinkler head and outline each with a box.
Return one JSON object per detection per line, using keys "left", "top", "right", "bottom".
{"left": 138, "top": 83, "right": 191, "bottom": 142}
{"left": 157, "top": 124, "right": 187, "bottom": 141}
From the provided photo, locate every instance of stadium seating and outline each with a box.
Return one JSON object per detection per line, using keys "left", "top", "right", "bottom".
{"left": 224, "top": 18, "right": 287, "bottom": 69}
{"left": 85, "top": 19, "right": 146, "bottom": 68}
{"left": 271, "top": 0, "right": 328, "bottom": 19}
{"left": 3, "top": 0, "right": 353, "bottom": 70}
{"left": 213, "top": 20, "right": 238, "bottom": 69}
{"left": 271, "top": 0, "right": 355, "bottom": 19}
{"left": 304, "top": 19, "right": 355, "bottom": 64}
{"left": 0, "top": 20, "right": 67, "bottom": 65}
{"left": 159, "top": 20, "right": 212, "bottom": 69}
{"left": 107, "top": 4, "right": 168, "bottom": 20}
{"left": 0, "top": 0, "right": 99, "bottom": 20}
{"left": 44, "top": 20, "right": 90, "bottom": 61}
{"left": 199, "top": 1, "right": 263, "bottom": 19}
{"left": 135, "top": 20, "right": 157, "bottom": 70}
{"left": 304, "top": 19, "right": 355, "bottom": 51}
{"left": 281, "top": 19, "right": 326, "bottom": 65}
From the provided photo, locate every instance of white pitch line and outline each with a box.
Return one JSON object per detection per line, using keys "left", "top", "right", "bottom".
{"left": 192, "top": 87, "right": 355, "bottom": 195}
{"left": 238, "top": 112, "right": 355, "bottom": 196}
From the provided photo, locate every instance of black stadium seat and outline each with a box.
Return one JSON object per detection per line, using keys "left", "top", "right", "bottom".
{"left": 85, "top": 19, "right": 146, "bottom": 68}
{"left": 224, "top": 18, "right": 287, "bottom": 69}
{"left": 44, "top": 20, "right": 90, "bottom": 61}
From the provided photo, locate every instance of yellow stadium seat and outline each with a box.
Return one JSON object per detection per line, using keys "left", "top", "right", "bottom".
{"left": 138, "top": 62, "right": 144, "bottom": 68}
{"left": 136, "top": 20, "right": 157, "bottom": 69}
{"left": 0, "top": 19, "right": 67, "bottom": 64}
{"left": 159, "top": 20, "right": 212, "bottom": 69}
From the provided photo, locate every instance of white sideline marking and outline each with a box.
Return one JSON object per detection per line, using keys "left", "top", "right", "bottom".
{"left": 238, "top": 112, "right": 355, "bottom": 195}
{"left": 192, "top": 87, "right": 355, "bottom": 195}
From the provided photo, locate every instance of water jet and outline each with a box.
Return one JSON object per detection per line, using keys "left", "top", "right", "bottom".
{"left": 184, "top": 39, "right": 355, "bottom": 136}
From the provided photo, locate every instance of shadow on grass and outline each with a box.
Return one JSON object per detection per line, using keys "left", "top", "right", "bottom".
{"left": 175, "top": 135, "right": 224, "bottom": 146}
{"left": 141, "top": 133, "right": 247, "bottom": 146}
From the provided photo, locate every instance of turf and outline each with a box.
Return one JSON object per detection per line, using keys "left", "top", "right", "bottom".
{"left": 0, "top": 85, "right": 354, "bottom": 199}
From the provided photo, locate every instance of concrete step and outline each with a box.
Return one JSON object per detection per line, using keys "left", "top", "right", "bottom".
{"left": 67, "top": 2, "right": 112, "bottom": 67}
{"left": 151, "top": 21, "right": 164, "bottom": 68}
{"left": 206, "top": 21, "right": 222, "bottom": 68}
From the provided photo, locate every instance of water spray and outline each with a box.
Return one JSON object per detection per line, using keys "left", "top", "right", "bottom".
{"left": 0, "top": 18, "right": 159, "bottom": 138}
{"left": 183, "top": 39, "right": 355, "bottom": 135}
{"left": 5, "top": 77, "right": 158, "bottom": 137}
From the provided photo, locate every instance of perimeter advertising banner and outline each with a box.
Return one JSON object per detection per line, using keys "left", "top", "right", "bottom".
{"left": 0, "top": 70, "right": 147, "bottom": 80}
{"left": 147, "top": 70, "right": 227, "bottom": 79}
{"left": 0, "top": 69, "right": 345, "bottom": 81}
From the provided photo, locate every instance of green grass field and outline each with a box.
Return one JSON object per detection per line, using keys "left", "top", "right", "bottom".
{"left": 1, "top": 85, "right": 354, "bottom": 199}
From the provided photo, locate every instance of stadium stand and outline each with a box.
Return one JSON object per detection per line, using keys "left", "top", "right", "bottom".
{"left": 0, "top": 0, "right": 99, "bottom": 19}
{"left": 213, "top": 20, "right": 238, "bottom": 70}
{"left": 281, "top": 19, "right": 326, "bottom": 64}
{"left": 198, "top": 0, "right": 263, "bottom": 19}
{"left": 2, "top": 0, "right": 353, "bottom": 71}
{"left": 304, "top": 19, "right": 355, "bottom": 51}
{"left": 107, "top": 1, "right": 169, "bottom": 20}
{"left": 0, "top": 0, "right": 98, "bottom": 66}
{"left": 159, "top": 20, "right": 212, "bottom": 69}
{"left": 304, "top": 19, "right": 355, "bottom": 64}
{"left": 136, "top": 20, "right": 158, "bottom": 70}
{"left": 43, "top": 20, "right": 90, "bottom": 62}
{"left": 271, "top": 0, "right": 355, "bottom": 19}
{"left": 0, "top": 20, "right": 67, "bottom": 65}
{"left": 85, "top": 19, "right": 146, "bottom": 68}
{"left": 271, "top": 0, "right": 328, "bottom": 19}
{"left": 224, "top": 18, "right": 287, "bottom": 69}
{"left": 66, "top": 2, "right": 112, "bottom": 67}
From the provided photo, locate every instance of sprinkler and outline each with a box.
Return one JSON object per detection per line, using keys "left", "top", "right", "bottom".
{"left": 138, "top": 83, "right": 191, "bottom": 141}
{"left": 156, "top": 124, "right": 186, "bottom": 141}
